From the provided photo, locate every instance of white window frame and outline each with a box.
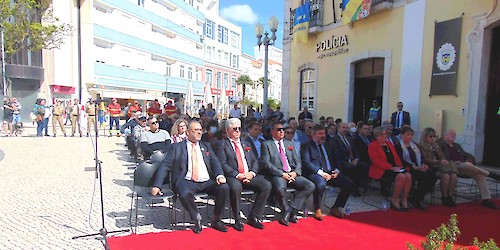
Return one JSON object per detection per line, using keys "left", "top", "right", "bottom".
{"left": 299, "top": 68, "right": 316, "bottom": 111}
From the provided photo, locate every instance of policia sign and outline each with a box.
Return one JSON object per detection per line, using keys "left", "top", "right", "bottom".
{"left": 430, "top": 16, "right": 462, "bottom": 96}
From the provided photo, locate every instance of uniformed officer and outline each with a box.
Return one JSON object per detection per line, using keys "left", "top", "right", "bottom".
{"left": 70, "top": 98, "right": 82, "bottom": 137}
{"left": 85, "top": 99, "right": 98, "bottom": 137}
{"left": 52, "top": 99, "right": 67, "bottom": 137}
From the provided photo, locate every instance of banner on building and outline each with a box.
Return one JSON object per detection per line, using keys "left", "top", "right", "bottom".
{"left": 293, "top": 3, "right": 310, "bottom": 44}
{"left": 341, "top": 0, "right": 372, "bottom": 24}
{"left": 430, "top": 17, "right": 462, "bottom": 96}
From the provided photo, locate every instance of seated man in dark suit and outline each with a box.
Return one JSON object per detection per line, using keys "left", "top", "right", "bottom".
{"left": 244, "top": 121, "right": 265, "bottom": 159}
{"left": 151, "top": 121, "right": 229, "bottom": 234}
{"left": 353, "top": 121, "right": 373, "bottom": 165}
{"left": 302, "top": 124, "right": 354, "bottom": 220}
{"left": 215, "top": 118, "right": 271, "bottom": 231}
{"left": 333, "top": 122, "right": 369, "bottom": 196}
{"left": 261, "top": 122, "right": 315, "bottom": 226}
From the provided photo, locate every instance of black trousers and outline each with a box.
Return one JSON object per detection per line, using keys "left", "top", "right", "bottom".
{"left": 269, "top": 175, "right": 315, "bottom": 214}
{"left": 307, "top": 173, "right": 354, "bottom": 210}
{"left": 226, "top": 175, "right": 271, "bottom": 221}
{"left": 339, "top": 161, "right": 370, "bottom": 190}
{"left": 175, "top": 179, "right": 229, "bottom": 221}
{"left": 410, "top": 169, "right": 438, "bottom": 202}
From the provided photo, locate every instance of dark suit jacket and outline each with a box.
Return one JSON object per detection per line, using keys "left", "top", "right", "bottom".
{"left": 390, "top": 111, "right": 411, "bottom": 128}
{"left": 301, "top": 140, "right": 338, "bottom": 176}
{"left": 332, "top": 135, "right": 360, "bottom": 167}
{"left": 261, "top": 139, "right": 302, "bottom": 177}
{"left": 354, "top": 135, "right": 372, "bottom": 164}
{"left": 153, "top": 140, "right": 224, "bottom": 189}
{"left": 215, "top": 138, "right": 260, "bottom": 178}
{"left": 244, "top": 136, "right": 265, "bottom": 159}
{"left": 437, "top": 139, "right": 476, "bottom": 164}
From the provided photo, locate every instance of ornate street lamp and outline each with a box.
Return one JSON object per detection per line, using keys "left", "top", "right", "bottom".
{"left": 255, "top": 16, "right": 278, "bottom": 119}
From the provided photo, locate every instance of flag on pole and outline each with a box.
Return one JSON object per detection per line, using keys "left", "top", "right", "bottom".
{"left": 341, "top": 0, "right": 372, "bottom": 24}
{"left": 293, "top": 3, "right": 310, "bottom": 44}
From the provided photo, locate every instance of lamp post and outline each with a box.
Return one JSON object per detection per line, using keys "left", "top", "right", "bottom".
{"left": 255, "top": 16, "right": 278, "bottom": 119}
{"left": 1, "top": 27, "right": 7, "bottom": 96}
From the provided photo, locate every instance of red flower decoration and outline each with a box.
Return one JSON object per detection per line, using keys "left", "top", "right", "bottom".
{"left": 205, "top": 151, "right": 210, "bottom": 156}
{"left": 244, "top": 146, "right": 251, "bottom": 152}
{"left": 288, "top": 146, "right": 294, "bottom": 151}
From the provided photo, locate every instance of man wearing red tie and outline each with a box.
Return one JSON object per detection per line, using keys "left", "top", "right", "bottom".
{"left": 215, "top": 118, "right": 271, "bottom": 231}
{"left": 151, "top": 121, "right": 229, "bottom": 234}
{"left": 261, "top": 122, "right": 315, "bottom": 226}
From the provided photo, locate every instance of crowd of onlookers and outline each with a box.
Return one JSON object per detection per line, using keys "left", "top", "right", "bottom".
{"left": 124, "top": 99, "right": 500, "bottom": 223}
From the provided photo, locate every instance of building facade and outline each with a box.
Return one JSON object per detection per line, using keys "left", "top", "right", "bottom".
{"left": 283, "top": 0, "right": 500, "bottom": 165}
{"left": 199, "top": 0, "right": 243, "bottom": 117}
{"left": 45, "top": 0, "right": 206, "bottom": 111}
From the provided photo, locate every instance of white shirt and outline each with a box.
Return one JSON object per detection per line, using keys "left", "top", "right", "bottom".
{"left": 229, "top": 108, "right": 241, "bottom": 118}
{"left": 185, "top": 140, "right": 210, "bottom": 182}
{"left": 229, "top": 138, "right": 250, "bottom": 176}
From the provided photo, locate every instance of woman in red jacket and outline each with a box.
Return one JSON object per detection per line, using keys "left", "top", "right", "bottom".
{"left": 368, "top": 126, "right": 412, "bottom": 211}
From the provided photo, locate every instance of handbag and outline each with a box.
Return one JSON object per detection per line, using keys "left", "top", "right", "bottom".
{"left": 36, "top": 114, "right": 43, "bottom": 122}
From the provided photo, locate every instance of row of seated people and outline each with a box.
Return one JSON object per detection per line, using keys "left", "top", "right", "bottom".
{"left": 147, "top": 118, "right": 500, "bottom": 234}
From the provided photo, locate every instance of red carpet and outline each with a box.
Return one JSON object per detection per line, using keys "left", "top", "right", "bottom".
{"left": 108, "top": 200, "right": 499, "bottom": 250}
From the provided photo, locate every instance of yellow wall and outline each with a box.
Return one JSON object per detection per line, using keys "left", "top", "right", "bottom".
{"left": 287, "top": 0, "right": 492, "bottom": 135}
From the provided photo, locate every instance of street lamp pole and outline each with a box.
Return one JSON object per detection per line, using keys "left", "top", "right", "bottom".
{"left": 255, "top": 16, "right": 278, "bottom": 119}
{"left": 1, "top": 27, "right": 7, "bottom": 96}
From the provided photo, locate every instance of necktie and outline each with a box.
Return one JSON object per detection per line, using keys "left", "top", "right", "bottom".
{"left": 191, "top": 143, "right": 199, "bottom": 181}
{"left": 279, "top": 141, "right": 291, "bottom": 172}
{"left": 396, "top": 111, "right": 400, "bottom": 128}
{"left": 363, "top": 137, "right": 370, "bottom": 146}
{"left": 233, "top": 141, "right": 245, "bottom": 173}
{"left": 343, "top": 136, "right": 354, "bottom": 160}
{"left": 318, "top": 144, "right": 329, "bottom": 172}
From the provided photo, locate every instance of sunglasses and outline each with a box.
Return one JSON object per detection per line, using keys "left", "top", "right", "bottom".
{"left": 276, "top": 128, "right": 285, "bottom": 132}
{"left": 150, "top": 121, "right": 158, "bottom": 125}
{"left": 232, "top": 127, "right": 241, "bottom": 131}
{"left": 285, "top": 131, "right": 294, "bottom": 134}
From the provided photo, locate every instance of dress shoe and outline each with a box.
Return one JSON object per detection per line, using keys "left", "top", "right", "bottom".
{"left": 489, "top": 172, "right": 500, "bottom": 181}
{"left": 233, "top": 220, "right": 244, "bottom": 231}
{"left": 442, "top": 196, "right": 457, "bottom": 207}
{"left": 289, "top": 211, "right": 298, "bottom": 223}
{"left": 400, "top": 201, "right": 410, "bottom": 212}
{"left": 247, "top": 216, "right": 264, "bottom": 229}
{"left": 329, "top": 207, "right": 345, "bottom": 218}
{"left": 482, "top": 199, "right": 499, "bottom": 209}
{"left": 313, "top": 209, "right": 323, "bottom": 221}
{"left": 412, "top": 201, "right": 428, "bottom": 211}
{"left": 193, "top": 218, "right": 202, "bottom": 234}
{"left": 390, "top": 202, "right": 405, "bottom": 212}
{"left": 278, "top": 212, "right": 290, "bottom": 226}
{"left": 211, "top": 220, "right": 228, "bottom": 232}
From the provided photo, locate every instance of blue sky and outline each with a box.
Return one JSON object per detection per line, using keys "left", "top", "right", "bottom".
{"left": 219, "top": 0, "right": 284, "bottom": 56}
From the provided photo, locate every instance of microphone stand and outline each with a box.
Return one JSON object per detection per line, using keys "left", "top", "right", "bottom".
{"left": 72, "top": 101, "right": 129, "bottom": 250}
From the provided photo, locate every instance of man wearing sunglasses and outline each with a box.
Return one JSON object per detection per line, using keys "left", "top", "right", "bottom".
{"left": 261, "top": 122, "right": 315, "bottom": 226}
{"left": 140, "top": 117, "right": 172, "bottom": 159}
{"left": 215, "top": 118, "right": 272, "bottom": 231}
{"left": 152, "top": 121, "right": 229, "bottom": 234}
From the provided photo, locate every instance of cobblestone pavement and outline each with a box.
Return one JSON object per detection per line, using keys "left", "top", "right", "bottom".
{"left": 0, "top": 125, "right": 498, "bottom": 249}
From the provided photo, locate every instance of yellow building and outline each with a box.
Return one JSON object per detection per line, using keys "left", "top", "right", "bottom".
{"left": 283, "top": 0, "right": 500, "bottom": 164}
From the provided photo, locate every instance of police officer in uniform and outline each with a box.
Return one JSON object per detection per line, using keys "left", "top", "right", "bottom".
{"left": 52, "top": 99, "right": 67, "bottom": 137}
{"left": 70, "top": 98, "right": 82, "bottom": 137}
{"left": 85, "top": 99, "right": 98, "bottom": 137}
{"left": 367, "top": 99, "right": 382, "bottom": 126}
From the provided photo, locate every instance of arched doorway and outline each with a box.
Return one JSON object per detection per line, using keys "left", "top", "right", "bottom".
{"left": 352, "top": 58, "right": 384, "bottom": 125}
{"left": 483, "top": 25, "right": 500, "bottom": 166}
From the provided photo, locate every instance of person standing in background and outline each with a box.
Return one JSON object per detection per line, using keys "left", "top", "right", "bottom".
{"left": 52, "top": 99, "right": 67, "bottom": 137}
{"left": 70, "top": 98, "right": 82, "bottom": 137}
{"left": 107, "top": 98, "right": 121, "bottom": 137}
{"left": 85, "top": 99, "right": 98, "bottom": 137}
{"left": 390, "top": 102, "right": 411, "bottom": 136}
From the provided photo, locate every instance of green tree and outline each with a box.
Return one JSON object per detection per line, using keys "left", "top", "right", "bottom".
{"left": 1, "top": 0, "right": 72, "bottom": 60}
{"left": 235, "top": 74, "right": 253, "bottom": 101}
{"left": 257, "top": 76, "right": 272, "bottom": 88}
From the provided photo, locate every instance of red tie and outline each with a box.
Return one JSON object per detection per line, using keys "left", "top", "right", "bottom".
{"left": 233, "top": 141, "right": 245, "bottom": 173}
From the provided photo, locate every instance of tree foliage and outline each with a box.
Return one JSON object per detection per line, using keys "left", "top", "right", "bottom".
{"left": 1, "top": 0, "right": 72, "bottom": 60}
{"left": 235, "top": 74, "right": 253, "bottom": 101}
